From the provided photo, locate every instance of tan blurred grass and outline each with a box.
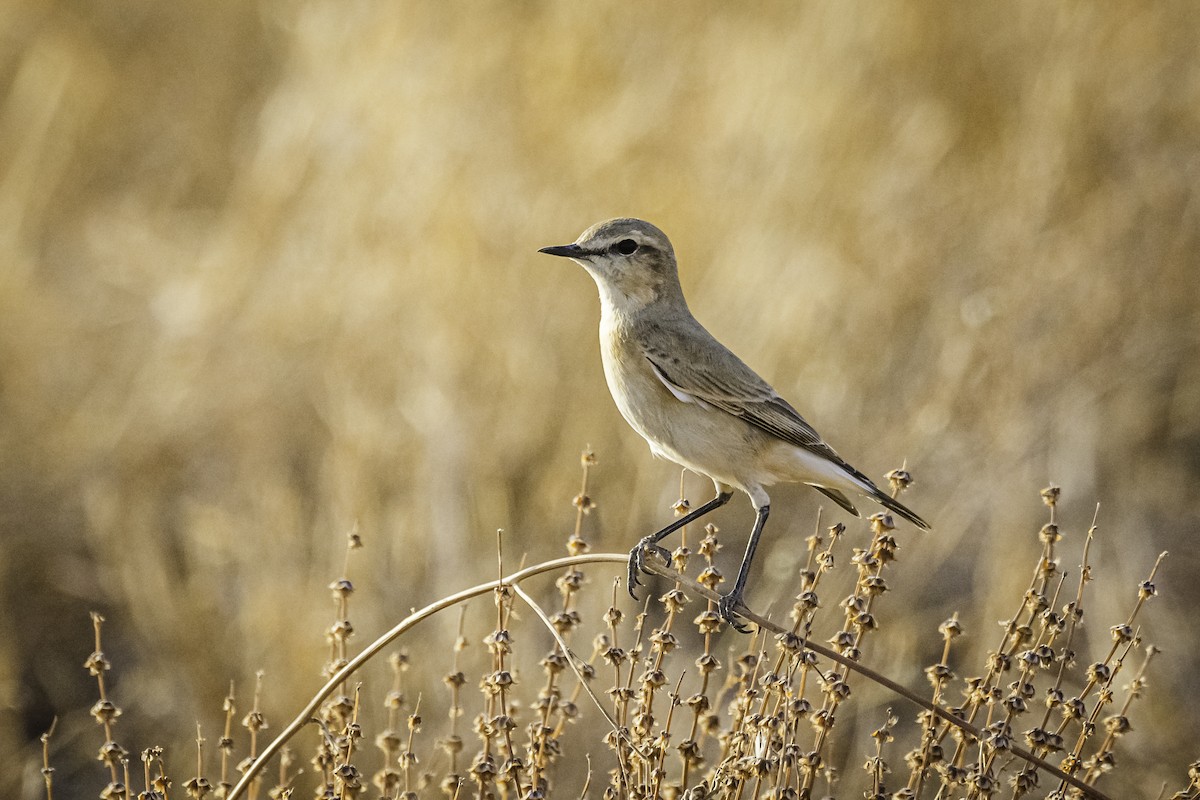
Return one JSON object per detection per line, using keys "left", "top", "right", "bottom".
{"left": 2, "top": 2, "right": 1199, "bottom": 797}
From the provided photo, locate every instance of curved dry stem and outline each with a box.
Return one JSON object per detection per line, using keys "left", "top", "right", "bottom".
{"left": 227, "top": 552, "right": 1112, "bottom": 800}
{"left": 226, "top": 553, "right": 629, "bottom": 800}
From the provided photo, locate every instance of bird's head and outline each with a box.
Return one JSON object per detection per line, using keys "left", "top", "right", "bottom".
{"left": 539, "top": 218, "right": 683, "bottom": 313}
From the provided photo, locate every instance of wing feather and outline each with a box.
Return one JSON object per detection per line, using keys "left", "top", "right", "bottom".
{"left": 638, "top": 321, "right": 930, "bottom": 529}
{"left": 639, "top": 321, "right": 853, "bottom": 468}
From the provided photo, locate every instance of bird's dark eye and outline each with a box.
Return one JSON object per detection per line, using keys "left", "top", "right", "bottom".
{"left": 615, "top": 239, "right": 639, "bottom": 255}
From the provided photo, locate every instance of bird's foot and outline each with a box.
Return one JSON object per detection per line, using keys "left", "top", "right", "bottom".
{"left": 627, "top": 539, "right": 673, "bottom": 599}
{"left": 717, "top": 592, "right": 752, "bottom": 634}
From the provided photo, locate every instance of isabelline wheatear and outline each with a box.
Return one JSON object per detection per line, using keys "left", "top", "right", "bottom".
{"left": 540, "top": 218, "right": 930, "bottom": 631}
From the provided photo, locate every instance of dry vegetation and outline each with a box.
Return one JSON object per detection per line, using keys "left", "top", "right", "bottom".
{"left": 56, "top": 458, "right": 1193, "bottom": 800}
{"left": 2, "top": 3, "right": 1199, "bottom": 799}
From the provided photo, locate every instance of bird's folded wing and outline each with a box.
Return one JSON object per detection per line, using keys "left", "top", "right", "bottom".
{"left": 642, "top": 333, "right": 845, "bottom": 464}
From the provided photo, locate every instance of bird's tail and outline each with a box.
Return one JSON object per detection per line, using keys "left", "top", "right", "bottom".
{"left": 870, "top": 488, "right": 931, "bottom": 530}
{"left": 810, "top": 485, "right": 860, "bottom": 517}
{"left": 811, "top": 482, "right": 930, "bottom": 530}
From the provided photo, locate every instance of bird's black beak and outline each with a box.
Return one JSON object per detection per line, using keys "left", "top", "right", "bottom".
{"left": 538, "top": 243, "right": 586, "bottom": 258}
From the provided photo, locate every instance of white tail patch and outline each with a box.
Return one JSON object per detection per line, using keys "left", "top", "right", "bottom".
{"left": 766, "top": 440, "right": 873, "bottom": 495}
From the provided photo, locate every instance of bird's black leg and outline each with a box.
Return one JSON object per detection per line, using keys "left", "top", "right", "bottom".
{"left": 717, "top": 504, "right": 770, "bottom": 633}
{"left": 629, "top": 490, "right": 733, "bottom": 599}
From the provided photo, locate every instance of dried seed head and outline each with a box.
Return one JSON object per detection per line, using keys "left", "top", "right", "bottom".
{"left": 84, "top": 651, "right": 111, "bottom": 676}
{"left": 1063, "top": 696, "right": 1087, "bottom": 720}
{"left": 1041, "top": 485, "right": 1061, "bottom": 506}
{"left": 334, "top": 763, "right": 362, "bottom": 789}
{"left": 1023, "top": 589, "right": 1049, "bottom": 615}
{"left": 827, "top": 680, "right": 851, "bottom": 701}
{"left": 604, "top": 606, "right": 624, "bottom": 627}
{"left": 641, "top": 668, "right": 668, "bottom": 689}
{"left": 550, "top": 609, "right": 581, "bottom": 633}
{"left": 671, "top": 545, "right": 691, "bottom": 570}
{"left": 1104, "top": 714, "right": 1131, "bottom": 735}
{"left": 97, "top": 741, "right": 128, "bottom": 766}
{"left": 792, "top": 591, "right": 820, "bottom": 616}
{"left": 1033, "top": 645, "right": 1055, "bottom": 666}
{"left": 677, "top": 738, "right": 702, "bottom": 765}
{"left": 556, "top": 569, "right": 584, "bottom": 593}
{"left": 1003, "top": 695, "right": 1027, "bottom": 714}
{"left": 699, "top": 528, "right": 721, "bottom": 557}
{"left": 810, "top": 709, "right": 836, "bottom": 730}
{"left": 695, "top": 653, "right": 721, "bottom": 675}
{"left": 925, "top": 664, "right": 954, "bottom": 686}
{"left": 183, "top": 776, "right": 212, "bottom": 798}
{"left": 91, "top": 700, "right": 122, "bottom": 725}
{"left": 375, "top": 728, "right": 402, "bottom": 752}
{"left": 939, "top": 615, "right": 963, "bottom": 639}
{"left": 850, "top": 549, "right": 880, "bottom": 570}
{"left": 99, "top": 781, "right": 128, "bottom": 799}
{"left": 540, "top": 652, "right": 568, "bottom": 674}
{"left": 861, "top": 575, "right": 888, "bottom": 596}
{"left": 1110, "top": 623, "right": 1135, "bottom": 644}
{"left": 602, "top": 647, "right": 627, "bottom": 667}
{"left": 241, "top": 711, "right": 267, "bottom": 733}
{"left": 828, "top": 630, "right": 856, "bottom": 651}
{"left": 469, "top": 752, "right": 497, "bottom": 781}
{"left": 696, "top": 566, "right": 724, "bottom": 590}
{"left": 853, "top": 611, "right": 877, "bottom": 631}
{"left": 484, "top": 670, "right": 514, "bottom": 691}
{"left": 660, "top": 588, "right": 689, "bottom": 614}
{"left": 885, "top": 467, "right": 913, "bottom": 494}
{"left": 937, "top": 763, "right": 967, "bottom": 785}
{"left": 774, "top": 631, "right": 804, "bottom": 654}
{"left": 841, "top": 594, "right": 868, "bottom": 614}
{"left": 873, "top": 534, "right": 900, "bottom": 561}
{"left": 1040, "top": 609, "right": 1065, "bottom": 632}
{"left": 868, "top": 512, "right": 896, "bottom": 534}
{"left": 649, "top": 630, "right": 679, "bottom": 653}
{"left": 693, "top": 610, "right": 722, "bottom": 634}
{"left": 971, "top": 771, "right": 997, "bottom": 793}
{"left": 484, "top": 629, "right": 512, "bottom": 656}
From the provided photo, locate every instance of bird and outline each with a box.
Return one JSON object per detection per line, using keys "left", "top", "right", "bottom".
{"left": 539, "top": 218, "right": 929, "bottom": 630}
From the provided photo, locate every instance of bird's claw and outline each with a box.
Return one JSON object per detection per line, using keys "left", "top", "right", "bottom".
{"left": 627, "top": 539, "right": 672, "bottom": 599}
{"left": 717, "top": 593, "right": 752, "bottom": 634}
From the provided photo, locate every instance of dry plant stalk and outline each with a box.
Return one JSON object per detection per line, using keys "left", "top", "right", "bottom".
{"left": 64, "top": 452, "right": 1195, "bottom": 800}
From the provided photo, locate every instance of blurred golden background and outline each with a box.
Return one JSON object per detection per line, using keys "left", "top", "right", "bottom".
{"left": 3, "top": 2, "right": 1199, "bottom": 797}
